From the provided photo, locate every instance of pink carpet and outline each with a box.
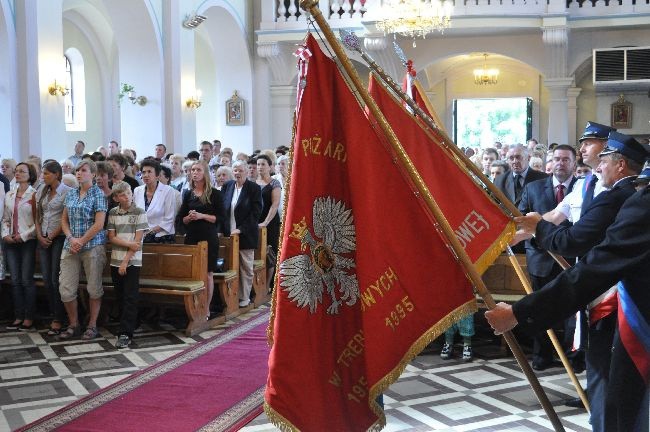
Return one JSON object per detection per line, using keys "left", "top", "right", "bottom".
{"left": 19, "top": 313, "right": 270, "bottom": 432}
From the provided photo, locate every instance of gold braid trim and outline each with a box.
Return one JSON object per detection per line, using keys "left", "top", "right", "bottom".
{"left": 367, "top": 299, "right": 478, "bottom": 422}
{"left": 268, "top": 111, "right": 298, "bottom": 346}
{"left": 264, "top": 402, "right": 300, "bottom": 432}
{"left": 473, "top": 220, "right": 516, "bottom": 275}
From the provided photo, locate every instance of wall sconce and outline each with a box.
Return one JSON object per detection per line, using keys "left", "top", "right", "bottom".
{"left": 128, "top": 91, "right": 148, "bottom": 106}
{"left": 183, "top": 13, "right": 206, "bottom": 29}
{"left": 185, "top": 90, "right": 202, "bottom": 109}
{"left": 48, "top": 80, "right": 69, "bottom": 96}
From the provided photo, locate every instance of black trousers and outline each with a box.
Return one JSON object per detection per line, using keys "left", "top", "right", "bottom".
{"left": 587, "top": 313, "right": 617, "bottom": 432}
{"left": 530, "top": 271, "right": 562, "bottom": 364}
{"left": 605, "top": 332, "right": 648, "bottom": 432}
{"left": 111, "top": 266, "right": 140, "bottom": 338}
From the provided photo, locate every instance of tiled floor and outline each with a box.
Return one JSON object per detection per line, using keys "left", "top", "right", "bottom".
{"left": 0, "top": 306, "right": 591, "bottom": 432}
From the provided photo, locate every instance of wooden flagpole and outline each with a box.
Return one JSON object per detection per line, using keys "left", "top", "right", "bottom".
{"left": 299, "top": 1, "right": 565, "bottom": 430}
{"left": 506, "top": 246, "right": 590, "bottom": 413}
{"left": 341, "top": 36, "right": 587, "bottom": 407}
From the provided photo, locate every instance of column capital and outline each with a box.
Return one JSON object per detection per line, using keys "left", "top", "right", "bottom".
{"left": 257, "top": 41, "right": 295, "bottom": 85}
{"left": 542, "top": 26, "right": 569, "bottom": 79}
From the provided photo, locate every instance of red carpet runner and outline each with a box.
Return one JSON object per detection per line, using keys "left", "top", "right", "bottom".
{"left": 19, "top": 312, "right": 270, "bottom": 432}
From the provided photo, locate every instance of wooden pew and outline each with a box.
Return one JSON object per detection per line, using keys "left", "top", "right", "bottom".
{"left": 477, "top": 253, "right": 528, "bottom": 306}
{"left": 213, "top": 235, "right": 239, "bottom": 318}
{"left": 252, "top": 227, "right": 269, "bottom": 306}
{"left": 96, "top": 242, "right": 210, "bottom": 336}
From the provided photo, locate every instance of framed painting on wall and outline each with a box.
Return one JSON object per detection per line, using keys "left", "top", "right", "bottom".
{"left": 226, "top": 91, "right": 244, "bottom": 126}
{"left": 611, "top": 94, "right": 632, "bottom": 129}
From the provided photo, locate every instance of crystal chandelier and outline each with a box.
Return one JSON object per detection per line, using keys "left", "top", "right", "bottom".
{"left": 473, "top": 53, "right": 499, "bottom": 85}
{"left": 376, "top": 0, "right": 452, "bottom": 47}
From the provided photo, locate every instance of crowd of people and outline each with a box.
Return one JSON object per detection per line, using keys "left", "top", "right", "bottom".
{"left": 0, "top": 139, "right": 290, "bottom": 348}
{"left": 2, "top": 125, "right": 649, "bottom": 430}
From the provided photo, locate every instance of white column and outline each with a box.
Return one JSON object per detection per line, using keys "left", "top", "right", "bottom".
{"left": 162, "top": 0, "right": 197, "bottom": 155}
{"left": 544, "top": 78, "right": 574, "bottom": 145}
{"left": 270, "top": 85, "right": 296, "bottom": 150}
{"left": 15, "top": 0, "right": 66, "bottom": 160}
{"left": 567, "top": 86, "right": 582, "bottom": 145}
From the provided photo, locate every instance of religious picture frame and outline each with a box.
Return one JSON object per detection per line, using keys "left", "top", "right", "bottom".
{"left": 611, "top": 94, "right": 632, "bottom": 129}
{"left": 226, "top": 91, "right": 244, "bottom": 126}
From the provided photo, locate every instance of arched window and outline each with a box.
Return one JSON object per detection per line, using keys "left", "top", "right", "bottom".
{"left": 64, "top": 55, "right": 73, "bottom": 124}
{"left": 64, "top": 48, "right": 86, "bottom": 131}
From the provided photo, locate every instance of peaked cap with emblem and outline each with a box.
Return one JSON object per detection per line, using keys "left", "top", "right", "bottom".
{"left": 599, "top": 131, "right": 650, "bottom": 165}
{"left": 579, "top": 121, "right": 616, "bottom": 142}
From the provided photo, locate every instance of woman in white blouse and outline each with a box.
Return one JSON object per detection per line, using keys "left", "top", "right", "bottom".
{"left": 2, "top": 162, "right": 38, "bottom": 331}
{"left": 133, "top": 159, "right": 177, "bottom": 243}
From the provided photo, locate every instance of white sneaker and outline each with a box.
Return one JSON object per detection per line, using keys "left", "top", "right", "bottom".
{"left": 462, "top": 345, "right": 473, "bottom": 362}
{"left": 440, "top": 343, "right": 452, "bottom": 360}
{"left": 239, "top": 299, "right": 251, "bottom": 307}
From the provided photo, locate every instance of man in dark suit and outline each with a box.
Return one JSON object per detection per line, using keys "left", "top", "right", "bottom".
{"left": 487, "top": 183, "right": 650, "bottom": 432}
{"left": 221, "top": 160, "right": 263, "bottom": 307}
{"left": 495, "top": 144, "right": 548, "bottom": 207}
{"left": 494, "top": 144, "right": 547, "bottom": 254}
{"left": 514, "top": 133, "right": 649, "bottom": 430}
{"left": 517, "top": 144, "right": 577, "bottom": 370}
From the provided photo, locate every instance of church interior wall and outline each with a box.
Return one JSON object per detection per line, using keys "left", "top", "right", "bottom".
{"left": 1, "top": 2, "right": 649, "bottom": 160}
{"left": 63, "top": 19, "right": 104, "bottom": 160}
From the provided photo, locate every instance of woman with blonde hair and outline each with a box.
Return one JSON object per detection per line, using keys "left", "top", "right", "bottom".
{"left": 178, "top": 161, "right": 226, "bottom": 317}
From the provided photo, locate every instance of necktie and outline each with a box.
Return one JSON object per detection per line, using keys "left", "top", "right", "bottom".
{"left": 514, "top": 174, "right": 522, "bottom": 198}
{"left": 581, "top": 175, "right": 598, "bottom": 217}
{"left": 555, "top": 184, "right": 565, "bottom": 204}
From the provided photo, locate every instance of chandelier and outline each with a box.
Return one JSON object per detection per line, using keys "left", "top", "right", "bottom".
{"left": 473, "top": 53, "right": 499, "bottom": 85}
{"left": 376, "top": 0, "right": 452, "bottom": 47}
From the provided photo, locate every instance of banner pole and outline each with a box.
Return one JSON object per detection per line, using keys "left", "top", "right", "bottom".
{"left": 506, "top": 246, "right": 590, "bottom": 413}
{"left": 300, "top": 1, "right": 564, "bottom": 430}
{"left": 338, "top": 34, "right": 572, "bottom": 271}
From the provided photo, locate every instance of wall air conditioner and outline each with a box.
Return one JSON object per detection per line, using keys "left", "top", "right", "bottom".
{"left": 593, "top": 47, "right": 650, "bottom": 90}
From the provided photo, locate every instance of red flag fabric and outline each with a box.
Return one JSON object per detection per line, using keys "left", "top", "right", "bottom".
{"left": 371, "top": 74, "right": 514, "bottom": 273}
{"left": 264, "top": 34, "right": 476, "bottom": 431}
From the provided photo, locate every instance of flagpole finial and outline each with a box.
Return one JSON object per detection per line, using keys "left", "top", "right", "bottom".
{"left": 300, "top": 0, "right": 319, "bottom": 11}
{"left": 339, "top": 29, "right": 362, "bottom": 53}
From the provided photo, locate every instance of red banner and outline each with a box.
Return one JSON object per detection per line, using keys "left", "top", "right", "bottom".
{"left": 370, "top": 74, "right": 514, "bottom": 273}
{"left": 264, "top": 34, "right": 476, "bottom": 431}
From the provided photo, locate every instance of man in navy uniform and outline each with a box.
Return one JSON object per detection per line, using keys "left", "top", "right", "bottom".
{"left": 487, "top": 180, "right": 650, "bottom": 431}
{"left": 514, "top": 132, "right": 648, "bottom": 430}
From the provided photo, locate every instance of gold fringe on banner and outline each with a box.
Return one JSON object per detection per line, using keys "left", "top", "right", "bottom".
{"left": 263, "top": 402, "right": 300, "bottom": 432}
{"left": 267, "top": 112, "right": 298, "bottom": 346}
{"left": 474, "top": 220, "right": 516, "bottom": 274}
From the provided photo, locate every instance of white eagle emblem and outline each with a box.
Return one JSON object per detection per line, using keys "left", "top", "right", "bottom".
{"left": 279, "top": 197, "right": 359, "bottom": 315}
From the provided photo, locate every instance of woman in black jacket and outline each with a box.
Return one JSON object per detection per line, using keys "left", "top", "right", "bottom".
{"left": 221, "top": 160, "right": 262, "bottom": 307}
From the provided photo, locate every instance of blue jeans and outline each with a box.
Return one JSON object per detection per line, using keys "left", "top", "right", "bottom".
{"left": 39, "top": 236, "right": 66, "bottom": 323}
{"left": 5, "top": 239, "right": 37, "bottom": 321}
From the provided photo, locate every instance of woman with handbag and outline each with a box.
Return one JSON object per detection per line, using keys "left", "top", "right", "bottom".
{"left": 221, "top": 160, "right": 262, "bottom": 307}
{"left": 1, "top": 162, "right": 38, "bottom": 331}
